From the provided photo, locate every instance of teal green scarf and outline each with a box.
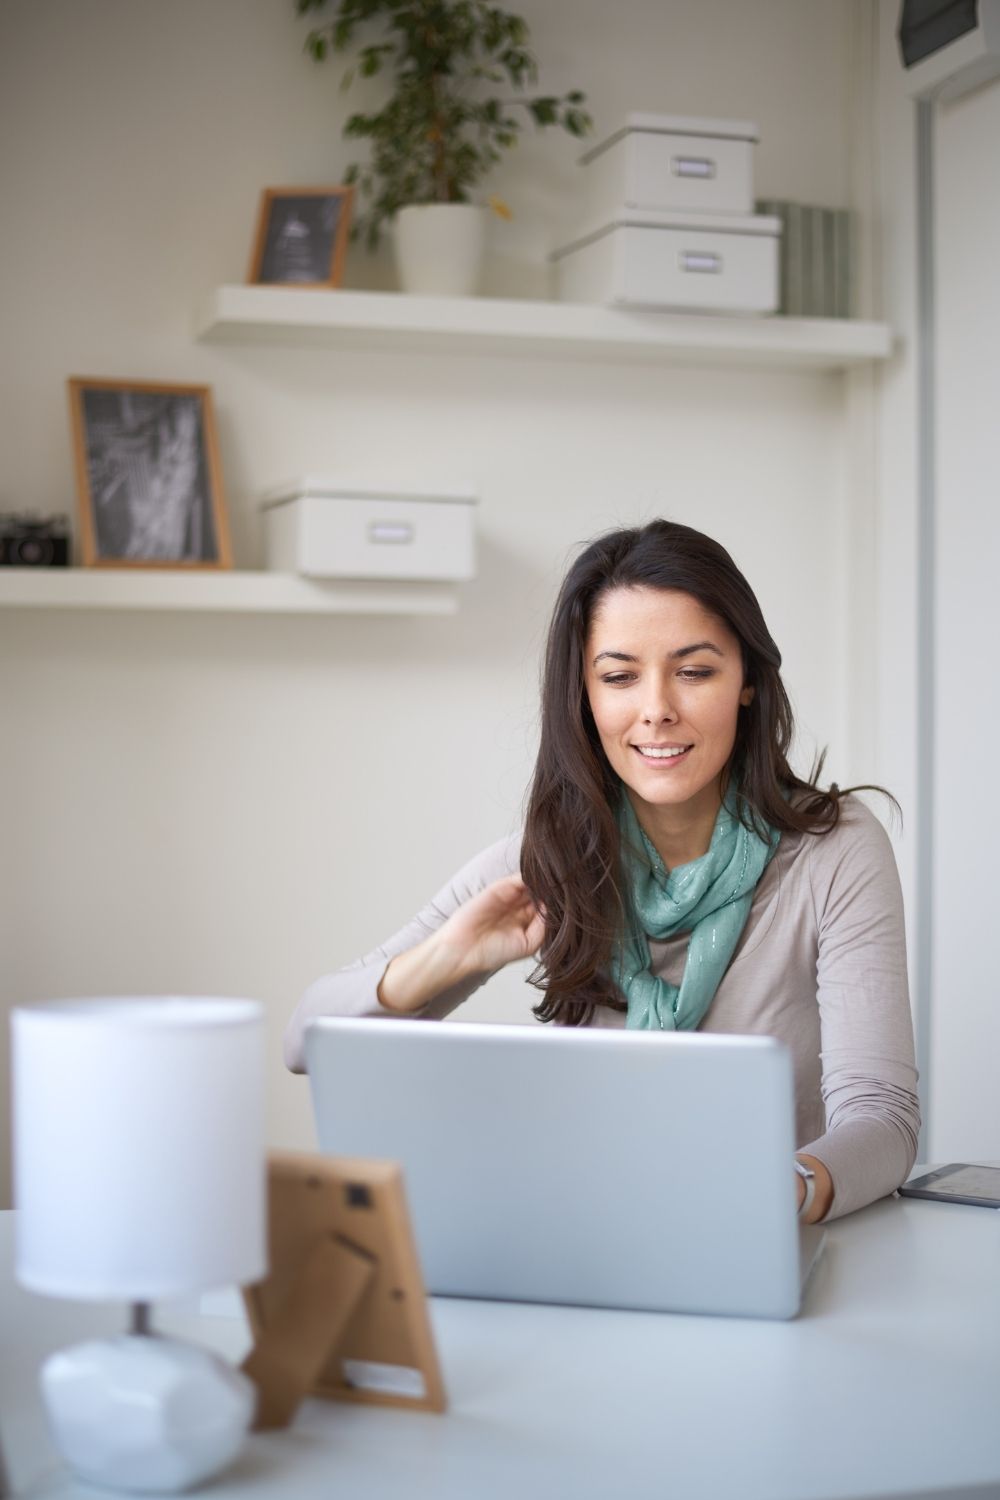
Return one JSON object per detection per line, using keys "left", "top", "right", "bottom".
{"left": 614, "top": 791, "right": 780, "bottom": 1031}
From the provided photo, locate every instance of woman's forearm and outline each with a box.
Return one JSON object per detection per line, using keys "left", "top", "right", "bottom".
{"left": 376, "top": 935, "right": 471, "bottom": 1013}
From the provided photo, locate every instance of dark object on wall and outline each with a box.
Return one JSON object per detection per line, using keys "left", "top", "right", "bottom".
{"left": 248, "top": 187, "right": 353, "bottom": 287}
{"left": 67, "top": 378, "right": 232, "bottom": 569}
{"left": 898, "top": 0, "right": 1000, "bottom": 99}
{"left": 898, "top": 0, "right": 979, "bottom": 67}
{"left": 0, "top": 513, "right": 70, "bottom": 566}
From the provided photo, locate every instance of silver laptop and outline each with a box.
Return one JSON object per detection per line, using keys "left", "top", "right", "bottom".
{"left": 306, "top": 1018, "right": 825, "bottom": 1320}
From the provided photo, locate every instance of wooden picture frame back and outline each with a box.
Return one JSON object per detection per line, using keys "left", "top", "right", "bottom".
{"left": 242, "top": 1151, "right": 446, "bottom": 1427}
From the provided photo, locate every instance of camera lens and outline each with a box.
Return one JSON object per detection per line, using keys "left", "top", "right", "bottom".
{"left": 15, "top": 537, "right": 54, "bottom": 566}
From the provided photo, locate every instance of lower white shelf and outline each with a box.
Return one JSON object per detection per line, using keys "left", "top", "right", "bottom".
{"left": 0, "top": 569, "right": 460, "bottom": 616}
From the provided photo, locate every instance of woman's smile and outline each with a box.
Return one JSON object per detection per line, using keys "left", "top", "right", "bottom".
{"left": 632, "top": 742, "right": 694, "bottom": 762}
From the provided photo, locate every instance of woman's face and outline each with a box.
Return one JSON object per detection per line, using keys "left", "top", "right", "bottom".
{"left": 584, "top": 585, "right": 753, "bottom": 826}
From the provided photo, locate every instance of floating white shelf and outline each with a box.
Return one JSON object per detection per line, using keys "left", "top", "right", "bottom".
{"left": 196, "top": 286, "right": 893, "bottom": 371}
{"left": 0, "top": 569, "right": 458, "bottom": 616}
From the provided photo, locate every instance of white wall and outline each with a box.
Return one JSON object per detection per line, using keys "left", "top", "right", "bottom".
{"left": 929, "top": 77, "right": 1000, "bottom": 1160}
{"left": 871, "top": 0, "right": 1000, "bottom": 1161}
{"left": 0, "top": 0, "right": 862, "bottom": 1204}
{"left": 869, "top": 0, "right": 923, "bottom": 1114}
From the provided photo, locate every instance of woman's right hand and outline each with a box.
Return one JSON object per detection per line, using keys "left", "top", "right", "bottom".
{"left": 377, "top": 875, "right": 545, "bottom": 1014}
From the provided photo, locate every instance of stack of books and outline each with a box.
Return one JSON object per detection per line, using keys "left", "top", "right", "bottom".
{"left": 755, "top": 201, "right": 852, "bottom": 318}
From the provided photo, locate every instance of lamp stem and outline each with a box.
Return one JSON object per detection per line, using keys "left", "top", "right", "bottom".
{"left": 130, "top": 1301, "right": 153, "bottom": 1337}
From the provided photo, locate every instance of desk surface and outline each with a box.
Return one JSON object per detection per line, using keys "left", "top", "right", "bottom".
{"left": 2, "top": 1199, "right": 999, "bottom": 1500}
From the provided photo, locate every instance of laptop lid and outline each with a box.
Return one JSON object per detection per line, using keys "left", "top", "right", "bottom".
{"left": 307, "top": 1018, "right": 813, "bottom": 1320}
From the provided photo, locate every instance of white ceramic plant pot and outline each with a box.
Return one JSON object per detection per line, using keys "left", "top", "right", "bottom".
{"left": 394, "top": 203, "right": 487, "bottom": 296}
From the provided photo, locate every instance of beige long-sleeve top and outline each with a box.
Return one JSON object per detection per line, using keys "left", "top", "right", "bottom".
{"left": 286, "top": 796, "right": 920, "bottom": 1221}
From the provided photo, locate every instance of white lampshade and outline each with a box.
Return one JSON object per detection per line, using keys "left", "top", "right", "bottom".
{"left": 12, "top": 997, "right": 266, "bottom": 1302}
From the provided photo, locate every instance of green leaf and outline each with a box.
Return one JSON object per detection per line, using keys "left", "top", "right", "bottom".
{"left": 344, "top": 110, "right": 377, "bottom": 136}
{"left": 528, "top": 96, "right": 557, "bottom": 126}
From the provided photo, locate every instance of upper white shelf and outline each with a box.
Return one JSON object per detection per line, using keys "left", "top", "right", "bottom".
{"left": 0, "top": 569, "right": 458, "bottom": 616}
{"left": 195, "top": 286, "right": 893, "bottom": 371}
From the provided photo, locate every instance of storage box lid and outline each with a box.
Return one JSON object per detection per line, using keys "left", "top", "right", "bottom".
{"left": 260, "top": 477, "right": 477, "bottom": 510}
{"left": 580, "top": 112, "right": 759, "bottom": 167}
{"left": 550, "top": 207, "right": 782, "bottom": 263}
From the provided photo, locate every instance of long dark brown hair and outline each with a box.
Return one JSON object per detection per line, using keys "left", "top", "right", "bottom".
{"left": 520, "top": 519, "right": 891, "bottom": 1026}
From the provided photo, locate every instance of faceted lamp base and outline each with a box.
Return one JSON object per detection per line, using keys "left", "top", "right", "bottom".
{"left": 41, "top": 1333, "right": 255, "bottom": 1494}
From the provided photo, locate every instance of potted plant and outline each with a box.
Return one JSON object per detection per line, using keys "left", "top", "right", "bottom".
{"left": 296, "top": 0, "right": 591, "bottom": 296}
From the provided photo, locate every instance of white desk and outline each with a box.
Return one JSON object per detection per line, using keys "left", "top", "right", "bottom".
{"left": 1, "top": 1200, "right": 999, "bottom": 1500}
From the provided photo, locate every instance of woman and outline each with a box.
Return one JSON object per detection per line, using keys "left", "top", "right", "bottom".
{"left": 285, "top": 520, "right": 920, "bottom": 1224}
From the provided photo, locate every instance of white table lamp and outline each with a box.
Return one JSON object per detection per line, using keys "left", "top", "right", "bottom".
{"left": 12, "top": 997, "right": 267, "bottom": 1494}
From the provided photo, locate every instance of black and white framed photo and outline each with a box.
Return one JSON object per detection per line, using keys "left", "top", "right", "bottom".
{"left": 68, "top": 379, "right": 233, "bottom": 569}
{"left": 248, "top": 186, "right": 353, "bottom": 287}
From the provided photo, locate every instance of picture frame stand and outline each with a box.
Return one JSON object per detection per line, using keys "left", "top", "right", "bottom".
{"left": 242, "top": 1233, "right": 375, "bottom": 1429}
{"left": 242, "top": 1152, "right": 446, "bottom": 1428}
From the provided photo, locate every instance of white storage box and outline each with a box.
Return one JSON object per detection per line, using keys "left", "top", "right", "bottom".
{"left": 551, "top": 209, "right": 780, "bottom": 315}
{"left": 578, "top": 113, "right": 759, "bottom": 220}
{"left": 261, "top": 479, "right": 476, "bottom": 582}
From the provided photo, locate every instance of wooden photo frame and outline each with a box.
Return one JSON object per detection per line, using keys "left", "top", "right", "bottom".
{"left": 68, "top": 378, "right": 232, "bottom": 570}
{"left": 242, "top": 1151, "right": 446, "bottom": 1428}
{"left": 248, "top": 186, "right": 353, "bottom": 288}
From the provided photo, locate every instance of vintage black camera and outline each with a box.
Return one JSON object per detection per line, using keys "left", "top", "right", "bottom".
{"left": 0, "top": 513, "right": 71, "bottom": 567}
